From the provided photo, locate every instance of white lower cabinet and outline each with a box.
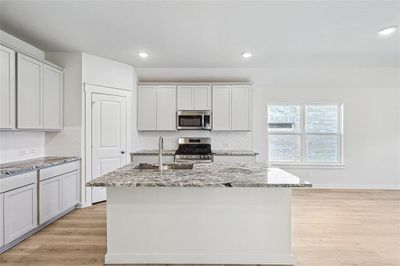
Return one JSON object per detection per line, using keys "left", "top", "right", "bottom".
{"left": 39, "top": 163, "right": 80, "bottom": 225}
{"left": 4, "top": 183, "right": 37, "bottom": 244}
{"left": 39, "top": 176, "right": 62, "bottom": 224}
{"left": 0, "top": 161, "right": 80, "bottom": 252}
{"left": 61, "top": 170, "right": 79, "bottom": 211}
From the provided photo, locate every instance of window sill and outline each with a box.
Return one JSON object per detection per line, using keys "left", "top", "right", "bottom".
{"left": 270, "top": 163, "right": 345, "bottom": 169}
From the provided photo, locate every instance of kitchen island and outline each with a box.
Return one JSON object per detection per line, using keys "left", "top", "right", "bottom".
{"left": 88, "top": 162, "right": 311, "bottom": 265}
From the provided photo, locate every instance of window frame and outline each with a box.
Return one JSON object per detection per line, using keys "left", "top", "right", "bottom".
{"left": 267, "top": 102, "right": 344, "bottom": 167}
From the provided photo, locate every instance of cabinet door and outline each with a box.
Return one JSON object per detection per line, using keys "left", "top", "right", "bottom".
{"left": 212, "top": 86, "right": 231, "bottom": 130}
{"left": 17, "top": 54, "right": 43, "bottom": 129}
{"left": 4, "top": 183, "right": 37, "bottom": 244}
{"left": 39, "top": 176, "right": 62, "bottom": 224}
{"left": 0, "top": 193, "right": 4, "bottom": 247}
{"left": 61, "top": 170, "right": 79, "bottom": 211}
{"left": 137, "top": 86, "right": 157, "bottom": 130}
{"left": 156, "top": 86, "right": 176, "bottom": 130}
{"left": 194, "top": 86, "right": 211, "bottom": 110}
{"left": 0, "top": 45, "right": 16, "bottom": 129}
{"left": 43, "top": 65, "right": 63, "bottom": 130}
{"left": 231, "top": 85, "right": 251, "bottom": 130}
{"left": 177, "top": 86, "right": 194, "bottom": 110}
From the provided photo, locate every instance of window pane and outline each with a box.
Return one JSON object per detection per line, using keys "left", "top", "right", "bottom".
{"left": 268, "top": 105, "right": 301, "bottom": 132}
{"left": 306, "top": 135, "right": 338, "bottom": 163}
{"left": 305, "top": 105, "right": 338, "bottom": 133}
{"left": 269, "top": 135, "right": 301, "bottom": 162}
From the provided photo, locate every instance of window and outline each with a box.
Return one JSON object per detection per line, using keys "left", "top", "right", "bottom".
{"left": 267, "top": 104, "right": 343, "bottom": 165}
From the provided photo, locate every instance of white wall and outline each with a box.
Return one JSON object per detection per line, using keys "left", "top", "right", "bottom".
{"left": 136, "top": 67, "right": 400, "bottom": 188}
{"left": 45, "top": 52, "right": 83, "bottom": 157}
{"left": 0, "top": 131, "right": 45, "bottom": 163}
{"left": 82, "top": 53, "right": 133, "bottom": 90}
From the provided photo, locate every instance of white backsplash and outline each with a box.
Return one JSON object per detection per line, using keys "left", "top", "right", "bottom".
{"left": 0, "top": 131, "right": 45, "bottom": 164}
{"left": 134, "top": 131, "right": 252, "bottom": 151}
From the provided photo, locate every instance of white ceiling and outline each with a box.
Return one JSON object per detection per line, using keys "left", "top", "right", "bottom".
{"left": 1, "top": 1, "right": 399, "bottom": 68}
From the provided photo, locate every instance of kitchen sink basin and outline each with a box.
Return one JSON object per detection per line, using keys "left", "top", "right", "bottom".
{"left": 135, "top": 163, "right": 194, "bottom": 171}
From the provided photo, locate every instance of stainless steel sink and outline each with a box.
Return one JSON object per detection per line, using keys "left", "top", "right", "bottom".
{"left": 135, "top": 163, "right": 193, "bottom": 171}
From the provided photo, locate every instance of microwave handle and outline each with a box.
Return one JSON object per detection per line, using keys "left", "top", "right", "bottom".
{"left": 201, "top": 115, "right": 205, "bottom": 129}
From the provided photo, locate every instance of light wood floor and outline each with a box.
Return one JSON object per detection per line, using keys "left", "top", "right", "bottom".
{"left": 0, "top": 189, "right": 399, "bottom": 266}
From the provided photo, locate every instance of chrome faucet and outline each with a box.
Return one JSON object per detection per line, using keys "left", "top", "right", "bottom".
{"left": 158, "top": 136, "right": 163, "bottom": 172}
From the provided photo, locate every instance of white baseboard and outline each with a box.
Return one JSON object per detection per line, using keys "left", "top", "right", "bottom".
{"left": 312, "top": 184, "right": 400, "bottom": 190}
{"left": 79, "top": 201, "right": 93, "bottom": 208}
{"left": 105, "top": 252, "right": 293, "bottom": 265}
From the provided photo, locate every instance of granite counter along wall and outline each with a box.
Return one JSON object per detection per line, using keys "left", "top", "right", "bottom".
{"left": 135, "top": 130, "right": 253, "bottom": 151}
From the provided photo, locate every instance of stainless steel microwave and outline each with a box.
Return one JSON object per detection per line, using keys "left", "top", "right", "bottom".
{"left": 176, "top": 110, "right": 211, "bottom": 130}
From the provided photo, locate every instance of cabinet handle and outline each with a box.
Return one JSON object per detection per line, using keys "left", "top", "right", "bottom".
{"left": 121, "top": 151, "right": 125, "bottom": 154}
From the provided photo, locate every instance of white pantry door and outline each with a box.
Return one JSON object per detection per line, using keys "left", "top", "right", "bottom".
{"left": 91, "top": 93, "right": 127, "bottom": 203}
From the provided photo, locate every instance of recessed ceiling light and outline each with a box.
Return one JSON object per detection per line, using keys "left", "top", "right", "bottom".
{"left": 378, "top": 25, "right": 398, "bottom": 36}
{"left": 241, "top": 52, "right": 252, "bottom": 58}
{"left": 138, "top": 52, "right": 148, "bottom": 58}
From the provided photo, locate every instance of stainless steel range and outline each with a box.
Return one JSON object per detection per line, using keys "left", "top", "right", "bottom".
{"left": 174, "top": 137, "right": 213, "bottom": 163}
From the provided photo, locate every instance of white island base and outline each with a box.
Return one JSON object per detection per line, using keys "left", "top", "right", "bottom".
{"left": 105, "top": 187, "right": 293, "bottom": 265}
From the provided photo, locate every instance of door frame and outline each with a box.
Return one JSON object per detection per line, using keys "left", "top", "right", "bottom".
{"left": 84, "top": 83, "right": 132, "bottom": 206}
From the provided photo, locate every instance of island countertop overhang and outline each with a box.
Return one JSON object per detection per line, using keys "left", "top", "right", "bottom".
{"left": 87, "top": 162, "right": 311, "bottom": 188}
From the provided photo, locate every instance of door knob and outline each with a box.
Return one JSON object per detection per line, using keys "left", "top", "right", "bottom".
{"left": 121, "top": 151, "right": 126, "bottom": 154}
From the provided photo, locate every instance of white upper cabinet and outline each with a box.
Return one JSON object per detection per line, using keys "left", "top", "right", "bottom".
{"left": 212, "top": 85, "right": 252, "bottom": 131}
{"left": 17, "top": 53, "right": 63, "bottom": 130}
{"left": 137, "top": 83, "right": 250, "bottom": 132}
{"left": 0, "top": 45, "right": 16, "bottom": 129}
{"left": 137, "top": 85, "right": 176, "bottom": 131}
{"left": 212, "top": 86, "right": 231, "bottom": 130}
{"left": 177, "top": 85, "right": 211, "bottom": 110}
{"left": 231, "top": 85, "right": 251, "bottom": 130}
{"left": 137, "top": 86, "right": 157, "bottom": 130}
{"left": 177, "top": 86, "right": 193, "bottom": 110}
{"left": 43, "top": 65, "right": 63, "bottom": 129}
{"left": 156, "top": 86, "right": 176, "bottom": 131}
{"left": 194, "top": 86, "right": 211, "bottom": 110}
{"left": 17, "top": 54, "right": 43, "bottom": 129}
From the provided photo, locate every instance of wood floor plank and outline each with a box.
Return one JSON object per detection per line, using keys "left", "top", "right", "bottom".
{"left": 0, "top": 189, "right": 399, "bottom": 266}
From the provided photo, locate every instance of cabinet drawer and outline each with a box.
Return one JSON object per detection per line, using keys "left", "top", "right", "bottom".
{"left": 0, "top": 171, "right": 37, "bottom": 193}
{"left": 39, "top": 161, "right": 80, "bottom": 181}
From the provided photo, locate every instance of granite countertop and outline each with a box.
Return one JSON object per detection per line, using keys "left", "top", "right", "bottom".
{"left": 130, "top": 150, "right": 258, "bottom": 156}
{"left": 212, "top": 150, "right": 258, "bottom": 156}
{"left": 0, "top": 157, "right": 80, "bottom": 178}
{"left": 130, "top": 150, "right": 176, "bottom": 156}
{"left": 87, "top": 162, "right": 311, "bottom": 188}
